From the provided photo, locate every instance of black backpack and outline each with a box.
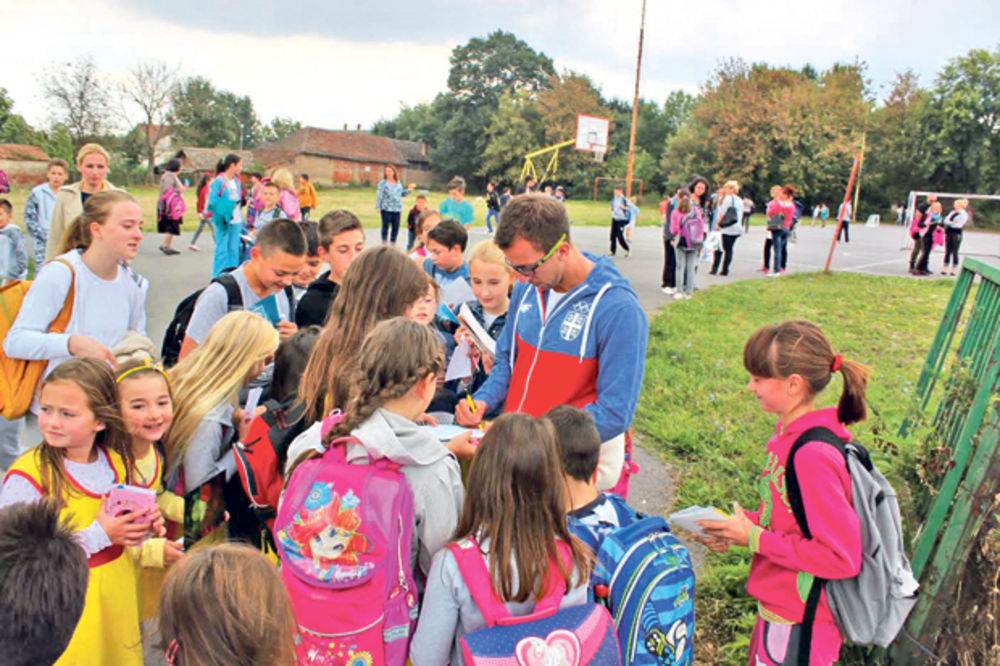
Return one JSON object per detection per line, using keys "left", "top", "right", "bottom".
{"left": 160, "top": 272, "right": 294, "bottom": 367}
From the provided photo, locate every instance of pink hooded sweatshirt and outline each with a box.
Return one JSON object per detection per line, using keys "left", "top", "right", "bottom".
{"left": 744, "top": 407, "right": 862, "bottom": 632}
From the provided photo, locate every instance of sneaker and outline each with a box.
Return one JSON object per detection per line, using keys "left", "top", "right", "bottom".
{"left": 158, "top": 246, "right": 170, "bottom": 255}
{"left": 608, "top": 252, "right": 615, "bottom": 257}
{"left": 719, "top": 271, "right": 729, "bottom": 276}
{"left": 779, "top": 269, "right": 786, "bottom": 275}
{"left": 661, "top": 287, "right": 676, "bottom": 295}
{"left": 188, "top": 244, "right": 200, "bottom": 252}
{"left": 767, "top": 272, "right": 781, "bottom": 278}
{"left": 673, "top": 292, "right": 686, "bottom": 300}
{"left": 758, "top": 266, "right": 769, "bottom": 273}
{"left": 625, "top": 250, "right": 631, "bottom": 258}
{"left": 709, "top": 270, "right": 718, "bottom": 276}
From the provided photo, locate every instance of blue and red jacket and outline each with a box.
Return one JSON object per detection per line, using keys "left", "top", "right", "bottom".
{"left": 474, "top": 253, "right": 648, "bottom": 442}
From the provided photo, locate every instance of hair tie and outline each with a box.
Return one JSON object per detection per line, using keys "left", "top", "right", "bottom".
{"left": 831, "top": 354, "right": 843, "bottom": 373}
{"left": 165, "top": 639, "right": 180, "bottom": 664}
{"left": 115, "top": 356, "right": 171, "bottom": 387}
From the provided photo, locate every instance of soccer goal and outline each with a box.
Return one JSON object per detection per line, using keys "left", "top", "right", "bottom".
{"left": 901, "top": 190, "right": 1000, "bottom": 253}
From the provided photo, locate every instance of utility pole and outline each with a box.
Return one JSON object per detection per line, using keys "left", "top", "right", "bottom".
{"left": 851, "top": 128, "right": 866, "bottom": 223}
{"left": 625, "top": 0, "right": 646, "bottom": 199}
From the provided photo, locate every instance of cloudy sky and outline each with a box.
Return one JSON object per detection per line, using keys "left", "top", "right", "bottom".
{"left": 2, "top": 0, "right": 997, "bottom": 132}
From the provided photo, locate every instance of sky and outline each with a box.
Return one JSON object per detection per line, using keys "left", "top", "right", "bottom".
{"left": 2, "top": 0, "right": 998, "bottom": 134}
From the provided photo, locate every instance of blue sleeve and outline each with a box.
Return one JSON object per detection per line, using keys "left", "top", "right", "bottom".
{"left": 473, "top": 282, "right": 527, "bottom": 412}
{"left": 375, "top": 180, "right": 385, "bottom": 210}
{"left": 23, "top": 189, "right": 41, "bottom": 235}
{"left": 410, "top": 549, "right": 462, "bottom": 666}
{"left": 207, "top": 177, "right": 223, "bottom": 214}
{"left": 10, "top": 230, "right": 27, "bottom": 280}
{"left": 422, "top": 256, "right": 434, "bottom": 277}
{"left": 584, "top": 292, "right": 648, "bottom": 441}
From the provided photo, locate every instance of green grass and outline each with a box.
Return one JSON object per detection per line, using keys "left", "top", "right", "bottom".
{"left": 2, "top": 184, "right": 771, "bottom": 233}
{"left": 637, "top": 271, "right": 955, "bottom": 664}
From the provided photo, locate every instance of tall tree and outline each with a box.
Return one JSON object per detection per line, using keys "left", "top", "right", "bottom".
{"left": 119, "top": 61, "right": 179, "bottom": 177}
{"left": 0, "top": 87, "right": 38, "bottom": 144}
{"left": 41, "top": 56, "right": 112, "bottom": 146}
{"left": 478, "top": 93, "right": 545, "bottom": 184}
{"left": 170, "top": 77, "right": 261, "bottom": 149}
{"left": 262, "top": 117, "right": 303, "bottom": 143}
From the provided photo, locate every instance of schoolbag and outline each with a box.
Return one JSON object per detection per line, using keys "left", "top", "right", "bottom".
{"left": 592, "top": 516, "right": 696, "bottom": 665}
{"left": 450, "top": 537, "right": 623, "bottom": 665}
{"left": 678, "top": 211, "right": 705, "bottom": 249}
{"left": 233, "top": 398, "right": 307, "bottom": 536}
{"left": 767, "top": 211, "right": 786, "bottom": 231}
{"left": 276, "top": 436, "right": 418, "bottom": 666}
{"left": 0, "top": 170, "right": 9, "bottom": 194}
{"left": 786, "top": 427, "right": 919, "bottom": 662}
{"left": 0, "top": 259, "right": 74, "bottom": 419}
{"left": 157, "top": 186, "right": 187, "bottom": 220}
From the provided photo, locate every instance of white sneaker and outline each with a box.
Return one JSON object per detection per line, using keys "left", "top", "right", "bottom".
{"left": 661, "top": 287, "right": 676, "bottom": 295}
{"left": 766, "top": 272, "right": 781, "bottom": 278}
{"left": 673, "top": 292, "right": 686, "bottom": 300}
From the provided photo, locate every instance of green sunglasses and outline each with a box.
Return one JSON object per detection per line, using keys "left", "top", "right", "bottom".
{"left": 505, "top": 234, "right": 567, "bottom": 276}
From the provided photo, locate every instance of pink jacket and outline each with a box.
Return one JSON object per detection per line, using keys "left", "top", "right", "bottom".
{"left": 279, "top": 189, "right": 302, "bottom": 221}
{"left": 744, "top": 407, "right": 862, "bottom": 628}
{"left": 668, "top": 207, "right": 702, "bottom": 237}
{"left": 766, "top": 200, "right": 795, "bottom": 229}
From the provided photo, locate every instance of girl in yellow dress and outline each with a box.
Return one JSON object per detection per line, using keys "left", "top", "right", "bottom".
{"left": 115, "top": 359, "right": 185, "bottom": 646}
{"left": 0, "top": 358, "right": 164, "bottom": 665}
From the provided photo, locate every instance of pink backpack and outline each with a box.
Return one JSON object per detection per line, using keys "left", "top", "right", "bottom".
{"left": 157, "top": 187, "right": 187, "bottom": 220}
{"left": 275, "top": 434, "right": 418, "bottom": 666}
{"left": 450, "top": 538, "right": 622, "bottom": 665}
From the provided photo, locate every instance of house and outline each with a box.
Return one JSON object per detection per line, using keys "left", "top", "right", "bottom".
{"left": 172, "top": 147, "right": 256, "bottom": 176}
{"left": 0, "top": 144, "right": 51, "bottom": 186}
{"left": 254, "top": 127, "right": 433, "bottom": 187}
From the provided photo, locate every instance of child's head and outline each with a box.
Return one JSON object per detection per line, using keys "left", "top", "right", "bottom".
{"left": 0, "top": 199, "right": 11, "bottom": 228}
{"left": 468, "top": 239, "right": 513, "bottom": 313}
{"left": 455, "top": 413, "right": 592, "bottom": 602}
{"left": 486, "top": 181, "right": 495, "bottom": 192}
{"left": 115, "top": 359, "right": 173, "bottom": 447}
{"left": 248, "top": 172, "right": 262, "bottom": 185}
{"left": 545, "top": 405, "right": 600, "bottom": 485}
{"left": 270, "top": 167, "right": 294, "bottom": 191}
{"left": 298, "top": 246, "right": 430, "bottom": 421}
{"left": 38, "top": 358, "right": 133, "bottom": 498}
{"left": 58, "top": 190, "right": 143, "bottom": 260}
{"left": 781, "top": 184, "right": 795, "bottom": 200}
{"left": 543, "top": 185, "right": 552, "bottom": 196}
{"left": 414, "top": 209, "right": 441, "bottom": 248}
{"left": 260, "top": 182, "right": 280, "bottom": 209}
{"left": 249, "top": 218, "right": 307, "bottom": 293}
{"left": 405, "top": 274, "right": 438, "bottom": 326}
{"left": 165, "top": 312, "right": 279, "bottom": 475}
{"left": 426, "top": 219, "right": 467, "bottom": 272}
{"left": 294, "top": 221, "right": 322, "bottom": 288}
{"left": 743, "top": 320, "right": 869, "bottom": 425}
{"left": 769, "top": 185, "right": 782, "bottom": 199}
{"left": 414, "top": 194, "right": 428, "bottom": 211}
{"left": 955, "top": 198, "right": 968, "bottom": 211}
{"left": 320, "top": 317, "right": 443, "bottom": 446}
{"left": 0, "top": 499, "right": 88, "bottom": 666}
{"left": 298, "top": 173, "right": 309, "bottom": 185}
{"left": 613, "top": 185, "right": 623, "bottom": 196}
{"left": 45, "top": 159, "right": 69, "bottom": 189}
{"left": 316, "top": 210, "right": 365, "bottom": 283}
{"left": 74, "top": 143, "right": 110, "bottom": 189}
{"left": 503, "top": 186, "right": 511, "bottom": 195}
{"left": 270, "top": 325, "right": 320, "bottom": 404}
{"left": 158, "top": 543, "right": 296, "bottom": 666}
{"left": 447, "top": 176, "right": 466, "bottom": 199}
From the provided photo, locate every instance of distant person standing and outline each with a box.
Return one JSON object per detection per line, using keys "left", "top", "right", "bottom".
{"left": 941, "top": 199, "right": 969, "bottom": 277}
{"left": 608, "top": 185, "right": 631, "bottom": 257}
{"left": 660, "top": 188, "right": 680, "bottom": 294}
{"left": 157, "top": 158, "right": 186, "bottom": 255}
{"left": 45, "top": 144, "right": 123, "bottom": 262}
{"left": 375, "top": 165, "right": 411, "bottom": 244}
{"left": 23, "top": 158, "right": 69, "bottom": 271}
{"left": 710, "top": 180, "right": 743, "bottom": 276}
{"left": 269, "top": 168, "right": 302, "bottom": 221}
{"left": 207, "top": 154, "right": 244, "bottom": 276}
{"left": 499, "top": 186, "right": 512, "bottom": 208}
{"left": 439, "top": 176, "right": 474, "bottom": 230}
{"left": 820, "top": 203, "right": 829, "bottom": 227}
{"left": 518, "top": 176, "right": 536, "bottom": 194}
{"left": 296, "top": 174, "right": 318, "bottom": 221}
{"left": 484, "top": 181, "right": 500, "bottom": 233}
{"left": 836, "top": 200, "right": 852, "bottom": 243}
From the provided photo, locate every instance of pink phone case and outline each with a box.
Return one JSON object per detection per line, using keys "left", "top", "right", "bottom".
{"left": 106, "top": 484, "right": 157, "bottom": 517}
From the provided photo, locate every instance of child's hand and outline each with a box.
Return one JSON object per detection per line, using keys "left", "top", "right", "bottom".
{"left": 148, "top": 505, "right": 166, "bottom": 538}
{"left": 163, "top": 539, "right": 185, "bottom": 565}
{"left": 695, "top": 534, "right": 731, "bottom": 553}
{"left": 415, "top": 412, "right": 438, "bottom": 427}
{"left": 698, "top": 502, "right": 754, "bottom": 548}
{"left": 276, "top": 320, "right": 298, "bottom": 341}
{"left": 447, "top": 431, "right": 478, "bottom": 460}
{"left": 481, "top": 353, "right": 495, "bottom": 374}
{"left": 97, "top": 503, "right": 156, "bottom": 547}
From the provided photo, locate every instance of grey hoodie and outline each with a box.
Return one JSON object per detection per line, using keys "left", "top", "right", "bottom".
{"left": 284, "top": 408, "right": 464, "bottom": 577}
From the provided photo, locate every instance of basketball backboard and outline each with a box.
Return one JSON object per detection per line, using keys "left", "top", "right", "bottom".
{"left": 575, "top": 114, "right": 610, "bottom": 153}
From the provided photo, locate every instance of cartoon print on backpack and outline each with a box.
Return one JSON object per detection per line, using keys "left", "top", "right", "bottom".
{"left": 279, "top": 482, "right": 373, "bottom": 581}
{"left": 515, "top": 629, "right": 581, "bottom": 666}
{"left": 644, "top": 617, "right": 689, "bottom": 666}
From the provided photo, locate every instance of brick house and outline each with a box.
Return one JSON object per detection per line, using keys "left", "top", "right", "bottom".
{"left": 254, "top": 127, "right": 433, "bottom": 187}
{"left": 0, "top": 144, "right": 51, "bottom": 186}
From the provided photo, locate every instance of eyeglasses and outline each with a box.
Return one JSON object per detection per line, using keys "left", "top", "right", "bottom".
{"left": 505, "top": 234, "right": 567, "bottom": 277}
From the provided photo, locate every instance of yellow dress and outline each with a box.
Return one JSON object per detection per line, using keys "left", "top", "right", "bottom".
{"left": 131, "top": 447, "right": 184, "bottom": 622}
{"left": 6, "top": 446, "right": 143, "bottom": 666}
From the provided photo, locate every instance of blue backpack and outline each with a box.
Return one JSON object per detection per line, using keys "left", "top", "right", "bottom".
{"left": 592, "top": 516, "right": 695, "bottom": 665}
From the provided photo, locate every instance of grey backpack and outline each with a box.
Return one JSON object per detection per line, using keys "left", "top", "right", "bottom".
{"left": 786, "top": 427, "right": 919, "bottom": 663}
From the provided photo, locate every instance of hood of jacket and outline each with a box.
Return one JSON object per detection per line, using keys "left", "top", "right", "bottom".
{"left": 348, "top": 408, "right": 452, "bottom": 467}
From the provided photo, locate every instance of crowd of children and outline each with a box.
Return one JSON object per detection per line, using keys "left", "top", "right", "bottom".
{"left": 0, "top": 151, "right": 909, "bottom": 666}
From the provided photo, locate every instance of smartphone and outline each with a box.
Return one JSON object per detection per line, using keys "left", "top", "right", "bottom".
{"left": 106, "top": 484, "right": 157, "bottom": 518}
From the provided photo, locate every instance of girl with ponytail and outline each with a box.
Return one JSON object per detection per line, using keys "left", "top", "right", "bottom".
{"left": 698, "top": 320, "right": 865, "bottom": 665}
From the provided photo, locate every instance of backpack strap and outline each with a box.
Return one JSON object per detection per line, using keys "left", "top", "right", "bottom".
{"left": 785, "top": 426, "right": 848, "bottom": 666}
{"left": 48, "top": 259, "right": 76, "bottom": 334}
{"left": 212, "top": 272, "right": 244, "bottom": 311}
{"left": 283, "top": 285, "right": 295, "bottom": 314}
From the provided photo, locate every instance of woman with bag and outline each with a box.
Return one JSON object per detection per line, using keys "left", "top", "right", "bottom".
{"left": 157, "top": 159, "right": 186, "bottom": 256}
{"left": 710, "top": 180, "right": 743, "bottom": 276}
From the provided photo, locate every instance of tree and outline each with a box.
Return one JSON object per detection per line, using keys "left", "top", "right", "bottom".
{"left": 478, "top": 93, "right": 545, "bottom": 184}
{"left": 372, "top": 102, "right": 442, "bottom": 143}
{"left": 119, "top": 61, "right": 179, "bottom": 178}
{"left": 41, "top": 56, "right": 112, "bottom": 146}
{"left": 0, "top": 88, "right": 38, "bottom": 144}
{"left": 261, "top": 117, "right": 302, "bottom": 143}
{"left": 170, "top": 77, "right": 262, "bottom": 149}
{"left": 448, "top": 30, "right": 556, "bottom": 108}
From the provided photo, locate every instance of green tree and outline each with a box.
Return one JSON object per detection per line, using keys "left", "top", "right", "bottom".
{"left": 40, "top": 55, "right": 112, "bottom": 147}
{"left": 261, "top": 117, "right": 302, "bottom": 144}
{"left": 0, "top": 88, "right": 39, "bottom": 144}
{"left": 448, "top": 30, "right": 556, "bottom": 107}
{"left": 372, "top": 102, "right": 442, "bottom": 143}
{"left": 478, "top": 93, "right": 544, "bottom": 184}
{"left": 170, "top": 77, "right": 262, "bottom": 149}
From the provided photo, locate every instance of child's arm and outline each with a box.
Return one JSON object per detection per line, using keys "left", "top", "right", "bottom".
{"left": 23, "top": 189, "right": 42, "bottom": 237}
{"left": 10, "top": 230, "right": 28, "bottom": 281}
{"left": 751, "top": 444, "right": 861, "bottom": 580}
{"left": 157, "top": 489, "right": 185, "bottom": 524}
{"left": 410, "top": 549, "right": 463, "bottom": 666}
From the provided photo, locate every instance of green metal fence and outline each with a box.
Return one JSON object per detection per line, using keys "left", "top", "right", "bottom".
{"left": 890, "top": 257, "right": 1000, "bottom": 663}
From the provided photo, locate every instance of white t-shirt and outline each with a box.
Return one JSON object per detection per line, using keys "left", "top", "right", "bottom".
{"left": 186, "top": 264, "right": 292, "bottom": 344}
{"left": 2, "top": 249, "right": 147, "bottom": 379}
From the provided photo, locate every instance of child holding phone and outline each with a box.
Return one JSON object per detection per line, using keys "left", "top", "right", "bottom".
{"left": 0, "top": 358, "right": 164, "bottom": 665}
{"left": 698, "top": 320, "right": 864, "bottom": 665}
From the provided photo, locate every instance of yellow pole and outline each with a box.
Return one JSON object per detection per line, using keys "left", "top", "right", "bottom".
{"left": 625, "top": 0, "right": 646, "bottom": 198}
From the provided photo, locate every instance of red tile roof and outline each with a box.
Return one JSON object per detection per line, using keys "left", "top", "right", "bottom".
{"left": 255, "top": 127, "right": 406, "bottom": 166}
{"left": 0, "top": 144, "right": 50, "bottom": 161}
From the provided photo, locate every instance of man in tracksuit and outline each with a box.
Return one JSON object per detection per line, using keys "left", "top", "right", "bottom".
{"left": 455, "top": 194, "right": 649, "bottom": 490}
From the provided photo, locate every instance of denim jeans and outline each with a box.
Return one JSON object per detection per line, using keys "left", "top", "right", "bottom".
{"left": 675, "top": 248, "right": 699, "bottom": 295}
{"left": 380, "top": 210, "right": 401, "bottom": 243}
{"left": 485, "top": 208, "right": 499, "bottom": 232}
{"left": 771, "top": 228, "right": 788, "bottom": 274}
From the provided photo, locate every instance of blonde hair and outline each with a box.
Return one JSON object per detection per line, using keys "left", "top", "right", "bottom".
{"left": 58, "top": 190, "right": 138, "bottom": 255}
{"left": 468, "top": 239, "right": 511, "bottom": 274}
{"left": 164, "top": 312, "right": 278, "bottom": 476}
{"left": 75, "top": 143, "right": 110, "bottom": 167}
{"left": 159, "top": 543, "right": 296, "bottom": 666}
{"left": 724, "top": 180, "right": 740, "bottom": 192}
{"left": 270, "top": 168, "right": 294, "bottom": 192}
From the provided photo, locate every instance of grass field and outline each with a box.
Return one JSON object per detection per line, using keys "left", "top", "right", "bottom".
{"left": 1, "top": 184, "right": 772, "bottom": 234}
{"left": 637, "top": 271, "right": 955, "bottom": 664}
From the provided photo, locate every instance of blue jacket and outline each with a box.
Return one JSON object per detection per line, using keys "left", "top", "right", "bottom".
{"left": 207, "top": 175, "right": 241, "bottom": 224}
{"left": 24, "top": 183, "right": 59, "bottom": 237}
{"left": 474, "top": 253, "right": 648, "bottom": 442}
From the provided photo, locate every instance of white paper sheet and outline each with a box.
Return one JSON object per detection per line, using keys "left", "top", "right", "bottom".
{"left": 667, "top": 505, "right": 732, "bottom": 538}
{"left": 422, "top": 424, "right": 476, "bottom": 441}
{"left": 440, "top": 278, "right": 475, "bottom": 308}
{"left": 444, "top": 338, "right": 474, "bottom": 381}
{"left": 457, "top": 302, "right": 497, "bottom": 357}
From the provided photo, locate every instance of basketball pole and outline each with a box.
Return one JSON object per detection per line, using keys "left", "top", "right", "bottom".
{"left": 624, "top": 0, "right": 646, "bottom": 199}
